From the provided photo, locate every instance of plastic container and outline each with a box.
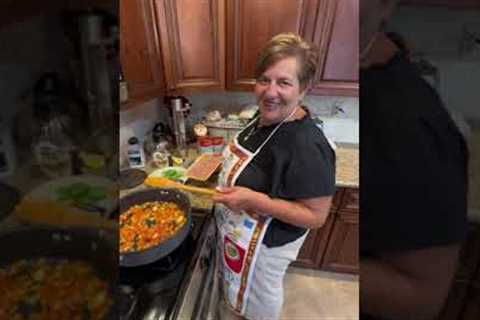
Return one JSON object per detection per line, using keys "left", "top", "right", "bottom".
{"left": 127, "top": 136, "right": 146, "bottom": 168}
{"left": 198, "top": 136, "right": 213, "bottom": 154}
{"left": 211, "top": 136, "right": 225, "bottom": 154}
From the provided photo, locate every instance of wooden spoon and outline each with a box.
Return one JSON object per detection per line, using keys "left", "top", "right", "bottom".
{"left": 144, "top": 177, "right": 218, "bottom": 197}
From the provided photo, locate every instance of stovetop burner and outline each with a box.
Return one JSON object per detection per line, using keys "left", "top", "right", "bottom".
{"left": 119, "top": 234, "right": 193, "bottom": 290}
{"left": 118, "top": 214, "right": 206, "bottom": 320}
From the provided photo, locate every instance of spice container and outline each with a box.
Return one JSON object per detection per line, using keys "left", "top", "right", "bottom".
{"left": 211, "top": 136, "right": 225, "bottom": 154}
{"left": 197, "top": 136, "right": 213, "bottom": 154}
{"left": 152, "top": 141, "right": 171, "bottom": 168}
{"left": 127, "top": 136, "right": 145, "bottom": 168}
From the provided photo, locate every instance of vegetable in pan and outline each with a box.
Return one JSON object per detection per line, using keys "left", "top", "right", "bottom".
{"left": 119, "top": 201, "right": 187, "bottom": 253}
{"left": 0, "top": 258, "right": 112, "bottom": 320}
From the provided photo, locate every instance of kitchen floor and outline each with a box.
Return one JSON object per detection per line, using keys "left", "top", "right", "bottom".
{"left": 282, "top": 267, "right": 359, "bottom": 320}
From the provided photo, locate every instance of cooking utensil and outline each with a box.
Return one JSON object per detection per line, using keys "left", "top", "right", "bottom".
{"left": 0, "top": 227, "right": 118, "bottom": 319}
{"left": 144, "top": 177, "right": 218, "bottom": 197}
{"left": 118, "top": 188, "right": 192, "bottom": 267}
{"left": 14, "top": 200, "right": 116, "bottom": 229}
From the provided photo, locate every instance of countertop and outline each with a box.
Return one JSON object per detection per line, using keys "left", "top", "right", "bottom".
{"left": 335, "top": 146, "right": 359, "bottom": 188}
{"left": 120, "top": 144, "right": 359, "bottom": 214}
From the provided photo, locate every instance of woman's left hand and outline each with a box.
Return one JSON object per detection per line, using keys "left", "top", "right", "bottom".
{"left": 212, "top": 186, "right": 263, "bottom": 213}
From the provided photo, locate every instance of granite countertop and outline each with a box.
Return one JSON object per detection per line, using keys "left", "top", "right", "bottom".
{"left": 120, "top": 144, "right": 359, "bottom": 214}
{"left": 335, "top": 146, "right": 359, "bottom": 188}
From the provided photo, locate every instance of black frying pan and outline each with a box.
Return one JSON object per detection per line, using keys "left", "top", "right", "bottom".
{"left": 118, "top": 188, "right": 192, "bottom": 267}
{"left": 0, "top": 227, "right": 118, "bottom": 319}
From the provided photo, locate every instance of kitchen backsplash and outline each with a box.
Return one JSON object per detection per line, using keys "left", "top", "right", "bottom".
{"left": 119, "top": 92, "right": 359, "bottom": 158}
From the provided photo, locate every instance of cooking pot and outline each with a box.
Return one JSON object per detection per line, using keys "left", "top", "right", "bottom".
{"left": 0, "top": 227, "right": 118, "bottom": 319}
{"left": 118, "top": 188, "right": 192, "bottom": 267}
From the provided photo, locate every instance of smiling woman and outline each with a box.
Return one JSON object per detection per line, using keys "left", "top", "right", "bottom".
{"left": 212, "top": 33, "right": 336, "bottom": 320}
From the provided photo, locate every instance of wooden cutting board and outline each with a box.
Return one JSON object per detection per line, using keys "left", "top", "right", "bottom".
{"left": 185, "top": 153, "right": 223, "bottom": 181}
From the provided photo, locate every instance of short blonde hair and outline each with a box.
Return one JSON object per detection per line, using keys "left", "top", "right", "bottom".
{"left": 254, "top": 33, "right": 319, "bottom": 91}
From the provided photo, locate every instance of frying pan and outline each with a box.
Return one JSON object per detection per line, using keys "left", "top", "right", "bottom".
{"left": 118, "top": 188, "right": 192, "bottom": 267}
{"left": 0, "top": 227, "right": 119, "bottom": 319}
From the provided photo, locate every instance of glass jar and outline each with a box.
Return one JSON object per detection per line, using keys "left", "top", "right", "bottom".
{"left": 33, "top": 118, "right": 74, "bottom": 178}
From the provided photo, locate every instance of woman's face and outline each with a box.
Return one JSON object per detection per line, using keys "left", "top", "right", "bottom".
{"left": 254, "top": 56, "right": 305, "bottom": 126}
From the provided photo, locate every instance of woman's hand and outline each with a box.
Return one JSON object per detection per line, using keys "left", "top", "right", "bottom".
{"left": 212, "top": 186, "right": 264, "bottom": 213}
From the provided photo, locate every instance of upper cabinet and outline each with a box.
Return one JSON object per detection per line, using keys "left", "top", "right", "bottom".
{"left": 311, "top": 0, "right": 359, "bottom": 96}
{"left": 399, "top": 0, "right": 480, "bottom": 8}
{"left": 225, "top": 0, "right": 320, "bottom": 91}
{"left": 226, "top": 0, "right": 358, "bottom": 96}
{"left": 120, "top": 0, "right": 359, "bottom": 106}
{"left": 120, "top": 0, "right": 166, "bottom": 104}
{"left": 155, "top": 0, "right": 225, "bottom": 93}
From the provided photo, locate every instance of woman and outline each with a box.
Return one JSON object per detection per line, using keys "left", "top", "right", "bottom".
{"left": 212, "top": 33, "right": 336, "bottom": 320}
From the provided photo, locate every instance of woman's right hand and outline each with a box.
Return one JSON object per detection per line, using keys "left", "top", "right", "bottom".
{"left": 212, "top": 186, "right": 264, "bottom": 214}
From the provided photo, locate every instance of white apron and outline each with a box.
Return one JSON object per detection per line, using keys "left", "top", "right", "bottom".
{"left": 214, "top": 108, "right": 300, "bottom": 317}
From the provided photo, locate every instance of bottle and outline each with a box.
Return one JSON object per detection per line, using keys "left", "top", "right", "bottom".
{"left": 33, "top": 119, "right": 74, "bottom": 178}
{"left": 127, "top": 137, "right": 145, "bottom": 168}
{"left": 152, "top": 141, "right": 171, "bottom": 168}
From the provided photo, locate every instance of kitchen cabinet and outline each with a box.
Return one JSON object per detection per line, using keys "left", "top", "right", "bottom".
{"left": 294, "top": 188, "right": 342, "bottom": 269}
{"left": 225, "top": 0, "right": 320, "bottom": 91}
{"left": 120, "top": 0, "right": 358, "bottom": 106}
{"left": 311, "top": 0, "right": 359, "bottom": 96}
{"left": 293, "top": 187, "right": 359, "bottom": 274}
{"left": 226, "top": 0, "right": 359, "bottom": 96}
{"left": 156, "top": 0, "right": 225, "bottom": 93}
{"left": 399, "top": 0, "right": 480, "bottom": 8}
{"left": 294, "top": 207, "right": 335, "bottom": 269}
{"left": 120, "top": 0, "right": 166, "bottom": 105}
{"left": 321, "top": 188, "right": 359, "bottom": 273}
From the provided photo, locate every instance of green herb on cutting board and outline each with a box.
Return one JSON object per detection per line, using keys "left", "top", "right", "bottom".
{"left": 162, "top": 169, "right": 184, "bottom": 181}
{"left": 55, "top": 182, "right": 107, "bottom": 205}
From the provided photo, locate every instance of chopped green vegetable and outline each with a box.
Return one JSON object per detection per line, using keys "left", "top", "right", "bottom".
{"left": 55, "top": 183, "right": 107, "bottom": 206}
{"left": 162, "top": 169, "right": 184, "bottom": 181}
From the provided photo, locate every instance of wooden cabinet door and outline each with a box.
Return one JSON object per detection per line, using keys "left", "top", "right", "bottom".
{"left": 293, "top": 211, "right": 335, "bottom": 269}
{"left": 293, "top": 188, "right": 342, "bottom": 269}
{"left": 226, "top": 0, "right": 320, "bottom": 91}
{"left": 155, "top": 0, "right": 225, "bottom": 93}
{"left": 120, "top": 0, "right": 166, "bottom": 104}
{"left": 311, "top": 0, "right": 358, "bottom": 96}
{"left": 322, "top": 209, "right": 359, "bottom": 273}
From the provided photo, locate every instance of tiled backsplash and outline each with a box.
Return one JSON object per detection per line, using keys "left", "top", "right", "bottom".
{"left": 119, "top": 92, "right": 359, "bottom": 154}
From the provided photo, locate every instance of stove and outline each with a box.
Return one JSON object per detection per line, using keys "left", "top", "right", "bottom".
{"left": 118, "top": 210, "right": 218, "bottom": 320}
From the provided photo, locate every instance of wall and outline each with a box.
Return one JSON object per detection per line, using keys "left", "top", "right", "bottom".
{"left": 119, "top": 92, "right": 359, "bottom": 163}
{"left": 388, "top": 6, "right": 480, "bottom": 123}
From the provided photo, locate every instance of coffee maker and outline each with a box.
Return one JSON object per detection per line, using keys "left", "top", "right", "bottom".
{"left": 164, "top": 96, "right": 191, "bottom": 151}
